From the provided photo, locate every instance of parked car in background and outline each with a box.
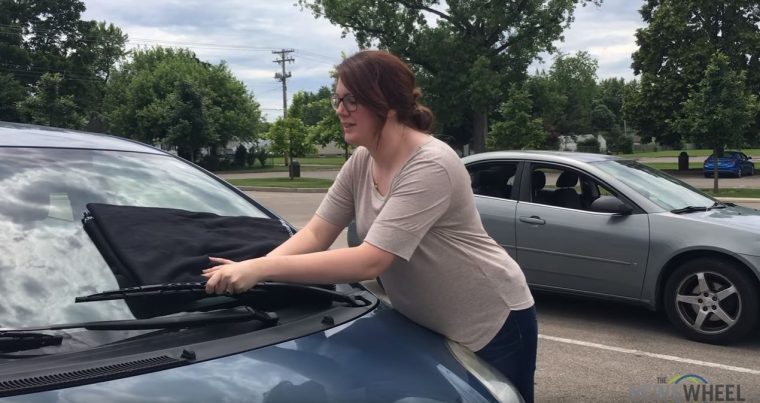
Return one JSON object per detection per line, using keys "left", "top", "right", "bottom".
{"left": 462, "top": 151, "right": 760, "bottom": 344}
{"left": 703, "top": 150, "right": 755, "bottom": 177}
{"left": 0, "top": 122, "right": 521, "bottom": 402}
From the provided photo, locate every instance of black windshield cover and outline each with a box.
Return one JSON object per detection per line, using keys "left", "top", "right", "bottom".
{"left": 82, "top": 203, "right": 292, "bottom": 318}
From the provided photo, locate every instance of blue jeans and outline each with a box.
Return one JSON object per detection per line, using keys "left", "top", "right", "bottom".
{"left": 475, "top": 306, "right": 537, "bottom": 403}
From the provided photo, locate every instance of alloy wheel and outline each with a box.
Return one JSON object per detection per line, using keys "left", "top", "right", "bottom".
{"left": 673, "top": 271, "right": 740, "bottom": 335}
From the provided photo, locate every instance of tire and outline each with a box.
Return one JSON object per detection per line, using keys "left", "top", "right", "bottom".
{"left": 736, "top": 168, "right": 742, "bottom": 178}
{"left": 749, "top": 166, "right": 755, "bottom": 176}
{"left": 664, "top": 258, "right": 759, "bottom": 344}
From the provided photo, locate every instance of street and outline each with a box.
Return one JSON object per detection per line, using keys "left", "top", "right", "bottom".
{"left": 246, "top": 190, "right": 760, "bottom": 402}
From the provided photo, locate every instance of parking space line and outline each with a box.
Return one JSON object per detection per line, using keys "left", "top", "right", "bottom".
{"left": 539, "top": 334, "right": 760, "bottom": 375}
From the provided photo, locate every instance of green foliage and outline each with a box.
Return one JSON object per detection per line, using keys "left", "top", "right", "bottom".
{"left": 17, "top": 73, "right": 84, "bottom": 128}
{"left": 591, "top": 101, "right": 615, "bottom": 132}
{"left": 489, "top": 86, "right": 546, "bottom": 150}
{"left": 548, "top": 51, "right": 598, "bottom": 135}
{"left": 0, "top": 0, "right": 127, "bottom": 127}
{"left": 630, "top": 0, "right": 760, "bottom": 146}
{"left": 576, "top": 135, "right": 600, "bottom": 153}
{"left": 289, "top": 87, "right": 333, "bottom": 126}
{"left": 676, "top": 53, "right": 758, "bottom": 151}
{"left": 0, "top": 73, "right": 26, "bottom": 121}
{"left": 234, "top": 144, "right": 248, "bottom": 168}
{"left": 248, "top": 144, "right": 270, "bottom": 168}
{"left": 266, "top": 117, "right": 316, "bottom": 161}
{"left": 104, "top": 47, "right": 262, "bottom": 160}
{"left": 298, "top": 0, "right": 601, "bottom": 152}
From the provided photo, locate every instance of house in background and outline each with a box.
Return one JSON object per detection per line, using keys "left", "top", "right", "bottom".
{"left": 558, "top": 134, "right": 607, "bottom": 153}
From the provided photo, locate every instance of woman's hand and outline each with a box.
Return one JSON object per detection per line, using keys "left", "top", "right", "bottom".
{"left": 202, "top": 256, "right": 264, "bottom": 295}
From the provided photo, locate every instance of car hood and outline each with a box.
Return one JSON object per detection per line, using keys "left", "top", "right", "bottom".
{"left": 16, "top": 306, "right": 497, "bottom": 403}
{"left": 691, "top": 204, "right": 760, "bottom": 231}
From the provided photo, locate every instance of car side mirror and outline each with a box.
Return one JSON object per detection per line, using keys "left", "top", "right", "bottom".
{"left": 590, "top": 196, "right": 633, "bottom": 215}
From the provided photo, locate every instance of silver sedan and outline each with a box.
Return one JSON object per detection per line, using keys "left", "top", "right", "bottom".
{"left": 463, "top": 151, "right": 760, "bottom": 344}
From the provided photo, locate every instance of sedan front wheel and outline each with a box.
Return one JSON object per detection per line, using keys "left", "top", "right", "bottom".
{"left": 664, "top": 258, "right": 759, "bottom": 344}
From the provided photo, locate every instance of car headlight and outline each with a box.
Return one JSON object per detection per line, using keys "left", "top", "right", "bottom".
{"left": 446, "top": 340, "right": 524, "bottom": 403}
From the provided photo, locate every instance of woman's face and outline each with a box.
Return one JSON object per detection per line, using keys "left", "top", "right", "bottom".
{"left": 334, "top": 79, "right": 381, "bottom": 147}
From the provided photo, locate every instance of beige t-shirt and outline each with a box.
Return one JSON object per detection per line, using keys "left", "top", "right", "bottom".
{"left": 316, "top": 137, "right": 534, "bottom": 351}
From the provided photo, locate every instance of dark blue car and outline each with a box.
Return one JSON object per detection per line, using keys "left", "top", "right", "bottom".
{"left": 703, "top": 150, "right": 755, "bottom": 177}
{"left": 0, "top": 122, "right": 521, "bottom": 402}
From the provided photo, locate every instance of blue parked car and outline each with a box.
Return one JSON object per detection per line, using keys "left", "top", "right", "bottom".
{"left": 0, "top": 122, "right": 522, "bottom": 402}
{"left": 703, "top": 150, "right": 755, "bottom": 177}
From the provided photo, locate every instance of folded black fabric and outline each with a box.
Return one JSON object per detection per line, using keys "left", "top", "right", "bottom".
{"left": 82, "top": 203, "right": 293, "bottom": 317}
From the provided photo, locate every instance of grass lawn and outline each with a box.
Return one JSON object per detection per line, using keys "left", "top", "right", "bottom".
{"left": 295, "top": 156, "right": 347, "bottom": 166}
{"left": 227, "top": 177, "right": 334, "bottom": 188}
{"left": 621, "top": 149, "right": 760, "bottom": 158}
{"left": 642, "top": 162, "right": 705, "bottom": 170}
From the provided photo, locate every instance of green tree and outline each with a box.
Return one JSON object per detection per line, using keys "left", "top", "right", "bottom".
{"left": 0, "top": 1, "right": 128, "bottom": 127}
{"left": 309, "top": 97, "right": 351, "bottom": 159}
{"left": 289, "top": 87, "right": 333, "bottom": 126}
{"left": 298, "top": 0, "right": 601, "bottom": 153}
{"left": 595, "top": 77, "right": 626, "bottom": 128}
{"left": 17, "top": 72, "right": 84, "bottom": 128}
{"left": 630, "top": 0, "right": 760, "bottom": 147}
{"left": 266, "top": 117, "right": 316, "bottom": 171}
{"left": 0, "top": 73, "right": 26, "bottom": 121}
{"left": 591, "top": 101, "right": 615, "bottom": 132}
{"left": 104, "top": 47, "right": 262, "bottom": 161}
{"left": 489, "top": 86, "right": 546, "bottom": 150}
{"left": 676, "top": 53, "right": 758, "bottom": 192}
{"left": 548, "top": 51, "right": 598, "bottom": 135}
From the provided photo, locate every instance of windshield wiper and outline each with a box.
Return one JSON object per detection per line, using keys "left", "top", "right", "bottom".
{"left": 75, "top": 282, "right": 371, "bottom": 308}
{"left": 0, "top": 331, "right": 63, "bottom": 353}
{"left": 671, "top": 205, "right": 709, "bottom": 214}
{"left": 708, "top": 201, "right": 728, "bottom": 210}
{"left": 2, "top": 306, "right": 276, "bottom": 333}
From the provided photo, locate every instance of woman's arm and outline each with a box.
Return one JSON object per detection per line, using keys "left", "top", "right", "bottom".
{"left": 203, "top": 242, "right": 395, "bottom": 294}
{"left": 267, "top": 214, "right": 344, "bottom": 256}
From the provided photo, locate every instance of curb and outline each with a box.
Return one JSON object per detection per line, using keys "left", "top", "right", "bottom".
{"left": 236, "top": 186, "right": 328, "bottom": 193}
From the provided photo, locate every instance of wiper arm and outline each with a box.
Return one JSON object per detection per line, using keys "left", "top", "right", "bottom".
{"left": 75, "top": 282, "right": 371, "bottom": 308}
{"left": 0, "top": 331, "right": 63, "bottom": 353}
{"left": 2, "top": 307, "right": 277, "bottom": 333}
{"left": 671, "top": 205, "right": 708, "bottom": 214}
{"left": 708, "top": 201, "right": 728, "bottom": 210}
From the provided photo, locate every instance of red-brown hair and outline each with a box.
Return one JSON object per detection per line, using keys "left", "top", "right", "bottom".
{"left": 336, "top": 50, "right": 434, "bottom": 133}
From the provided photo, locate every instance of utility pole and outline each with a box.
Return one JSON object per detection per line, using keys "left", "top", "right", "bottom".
{"left": 273, "top": 49, "right": 294, "bottom": 169}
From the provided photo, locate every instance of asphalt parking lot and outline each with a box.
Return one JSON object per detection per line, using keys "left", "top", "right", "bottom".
{"left": 246, "top": 189, "right": 760, "bottom": 402}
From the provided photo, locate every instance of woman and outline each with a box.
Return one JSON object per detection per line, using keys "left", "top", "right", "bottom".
{"left": 203, "top": 50, "right": 537, "bottom": 402}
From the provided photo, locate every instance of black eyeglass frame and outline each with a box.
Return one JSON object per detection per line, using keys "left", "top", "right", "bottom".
{"left": 330, "top": 94, "right": 358, "bottom": 112}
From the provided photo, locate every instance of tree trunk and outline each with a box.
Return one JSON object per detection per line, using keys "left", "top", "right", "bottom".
{"left": 713, "top": 146, "right": 719, "bottom": 193}
{"left": 472, "top": 111, "right": 488, "bottom": 154}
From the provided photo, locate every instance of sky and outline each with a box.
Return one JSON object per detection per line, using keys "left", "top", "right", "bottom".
{"left": 81, "top": 1, "right": 646, "bottom": 122}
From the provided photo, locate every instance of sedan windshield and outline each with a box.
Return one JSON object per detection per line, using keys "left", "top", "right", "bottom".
{"left": 0, "top": 148, "right": 267, "bottom": 329}
{"left": 592, "top": 159, "right": 716, "bottom": 210}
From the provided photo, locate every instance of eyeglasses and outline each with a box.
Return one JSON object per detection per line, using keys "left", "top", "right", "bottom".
{"left": 330, "top": 94, "right": 358, "bottom": 112}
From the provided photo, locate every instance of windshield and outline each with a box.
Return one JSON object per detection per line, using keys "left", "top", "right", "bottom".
{"left": 592, "top": 159, "right": 716, "bottom": 210}
{"left": 0, "top": 147, "right": 267, "bottom": 329}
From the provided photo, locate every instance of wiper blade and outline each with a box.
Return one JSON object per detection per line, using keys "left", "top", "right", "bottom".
{"left": 75, "top": 282, "right": 370, "bottom": 308}
{"left": 2, "top": 307, "right": 277, "bottom": 333}
{"left": 0, "top": 331, "right": 63, "bottom": 353}
{"left": 671, "top": 205, "right": 708, "bottom": 214}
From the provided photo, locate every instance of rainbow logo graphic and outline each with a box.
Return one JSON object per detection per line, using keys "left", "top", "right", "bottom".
{"left": 667, "top": 374, "right": 709, "bottom": 385}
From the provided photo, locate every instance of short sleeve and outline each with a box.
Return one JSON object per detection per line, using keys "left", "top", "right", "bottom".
{"left": 315, "top": 154, "right": 356, "bottom": 229}
{"left": 364, "top": 160, "right": 452, "bottom": 261}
